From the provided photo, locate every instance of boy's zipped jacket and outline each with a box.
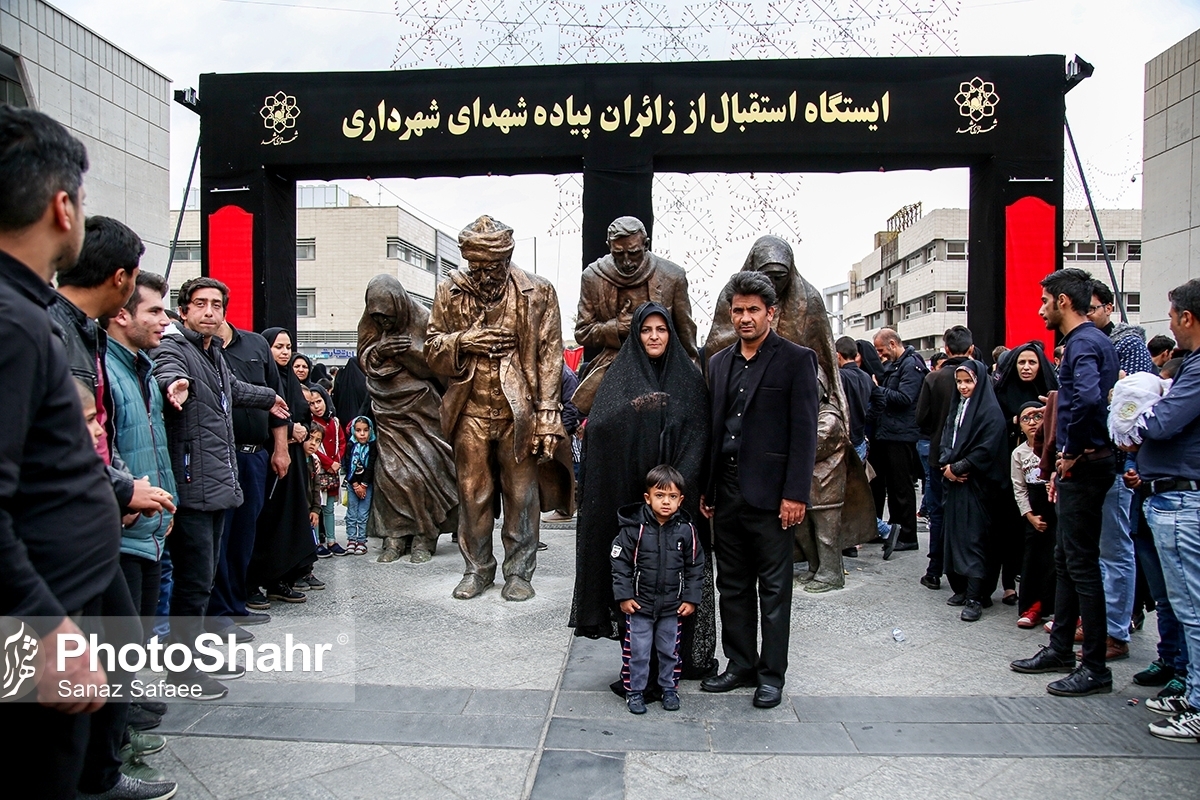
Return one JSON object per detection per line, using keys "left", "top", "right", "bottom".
{"left": 610, "top": 502, "right": 704, "bottom": 619}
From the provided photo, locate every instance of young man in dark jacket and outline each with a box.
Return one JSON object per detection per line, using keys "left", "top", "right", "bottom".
{"left": 152, "top": 277, "right": 287, "bottom": 700}
{"left": 611, "top": 465, "right": 705, "bottom": 715}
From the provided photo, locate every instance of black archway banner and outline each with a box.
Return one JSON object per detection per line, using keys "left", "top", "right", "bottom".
{"left": 198, "top": 55, "right": 1065, "bottom": 351}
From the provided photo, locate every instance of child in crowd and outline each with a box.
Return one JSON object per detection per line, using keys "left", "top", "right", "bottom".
{"left": 610, "top": 464, "right": 705, "bottom": 715}
{"left": 75, "top": 377, "right": 106, "bottom": 454}
{"left": 342, "top": 416, "right": 377, "bottom": 555}
{"left": 293, "top": 422, "right": 327, "bottom": 591}
{"left": 306, "top": 386, "right": 345, "bottom": 557}
{"left": 1010, "top": 400, "right": 1056, "bottom": 629}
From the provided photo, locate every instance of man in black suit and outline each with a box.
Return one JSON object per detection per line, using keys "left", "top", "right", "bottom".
{"left": 699, "top": 271, "right": 819, "bottom": 708}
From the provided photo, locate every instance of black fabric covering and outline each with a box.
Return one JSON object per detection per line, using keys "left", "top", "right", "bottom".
{"left": 570, "top": 301, "right": 715, "bottom": 676}
{"left": 250, "top": 328, "right": 317, "bottom": 587}
{"left": 939, "top": 359, "right": 1009, "bottom": 579}
{"left": 332, "top": 355, "right": 369, "bottom": 423}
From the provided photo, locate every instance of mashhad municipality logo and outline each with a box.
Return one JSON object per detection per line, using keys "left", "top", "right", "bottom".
{"left": 260, "top": 91, "right": 301, "bottom": 146}
{"left": 1, "top": 617, "right": 43, "bottom": 702}
{"left": 955, "top": 77, "right": 998, "bottom": 135}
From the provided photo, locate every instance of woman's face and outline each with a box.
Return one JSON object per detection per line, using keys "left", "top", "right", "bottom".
{"left": 639, "top": 313, "right": 670, "bottom": 359}
{"left": 955, "top": 368, "right": 977, "bottom": 399}
{"left": 1016, "top": 350, "right": 1040, "bottom": 383}
{"left": 270, "top": 333, "right": 293, "bottom": 367}
{"left": 293, "top": 357, "right": 310, "bottom": 381}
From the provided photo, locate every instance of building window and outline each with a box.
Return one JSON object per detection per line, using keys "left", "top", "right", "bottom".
{"left": 297, "top": 288, "right": 316, "bottom": 318}
{"left": 946, "top": 241, "right": 967, "bottom": 261}
{"left": 0, "top": 51, "right": 28, "bottom": 108}
{"left": 1123, "top": 292, "right": 1141, "bottom": 313}
{"left": 945, "top": 292, "right": 966, "bottom": 312}
{"left": 1064, "top": 241, "right": 1116, "bottom": 261}
{"left": 297, "top": 238, "right": 316, "bottom": 260}
{"left": 1127, "top": 242, "right": 1141, "bottom": 261}
{"left": 440, "top": 259, "right": 457, "bottom": 278}
{"left": 388, "top": 238, "right": 437, "bottom": 274}
{"left": 169, "top": 290, "right": 179, "bottom": 309}
{"left": 172, "top": 240, "right": 201, "bottom": 261}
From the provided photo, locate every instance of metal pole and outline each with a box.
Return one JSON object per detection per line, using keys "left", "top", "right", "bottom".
{"left": 1065, "top": 117, "right": 1126, "bottom": 322}
{"left": 164, "top": 135, "right": 201, "bottom": 284}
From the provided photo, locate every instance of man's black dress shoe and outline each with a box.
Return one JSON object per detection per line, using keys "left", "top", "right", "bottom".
{"left": 946, "top": 592, "right": 966, "bottom": 606}
{"left": 1010, "top": 645, "right": 1076, "bottom": 674}
{"left": 960, "top": 600, "right": 982, "bottom": 622}
{"left": 1046, "top": 665, "right": 1113, "bottom": 697}
{"left": 700, "top": 670, "right": 756, "bottom": 693}
{"left": 891, "top": 542, "right": 919, "bottom": 553}
{"left": 841, "top": 546, "right": 859, "bottom": 558}
{"left": 753, "top": 684, "right": 783, "bottom": 708}
{"left": 882, "top": 524, "right": 902, "bottom": 560}
{"left": 920, "top": 574, "right": 941, "bottom": 590}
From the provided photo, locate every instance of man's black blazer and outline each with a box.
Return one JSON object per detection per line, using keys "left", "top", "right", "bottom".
{"left": 706, "top": 330, "right": 819, "bottom": 511}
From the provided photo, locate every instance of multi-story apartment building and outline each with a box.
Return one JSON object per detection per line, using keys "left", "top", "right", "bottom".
{"left": 837, "top": 206, "right": 1143, "bottom": 352}
{"left": 169, "top": 184, "right": 462, "bottom": 361}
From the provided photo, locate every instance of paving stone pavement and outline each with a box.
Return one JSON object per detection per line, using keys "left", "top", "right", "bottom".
{"left": 147, "top": 519, "right": 1199, "bottom": 798}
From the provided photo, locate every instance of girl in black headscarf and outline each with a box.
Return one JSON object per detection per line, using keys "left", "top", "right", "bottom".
{"left": 570, "top": 301, "right": 716, "bottom": 683}
{"left": 940, "top": 359, "right": 1009, "bottom": 622}
{"left": 992, "top": 341, "right": 1058, "bottom": 604}
{"left": 250, "top": 328, "right": 318, "bottom": 601}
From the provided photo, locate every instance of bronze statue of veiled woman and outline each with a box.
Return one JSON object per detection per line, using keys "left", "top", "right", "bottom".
{"left": 358, "top": 274, "right": 458, "bottom": 563}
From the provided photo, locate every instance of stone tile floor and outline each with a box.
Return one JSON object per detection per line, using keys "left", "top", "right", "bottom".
{"left": 147, "top": 521, "right": 1199, "bottom": 798}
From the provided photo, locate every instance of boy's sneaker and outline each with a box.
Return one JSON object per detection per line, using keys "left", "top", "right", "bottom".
{"left": 126, "top": 704, "right": 162, "bottom": 732}
{"left": 1146, "top": 696, "right": 1194, "bottom": 716}
{"left": 120, "top": 731, "right": 166, "bottom": 759}
{"left": 1134, "top": 658, "right": 1176, "bottom": 686}
{"left": 1148, "top": 708, "right": 1200, "bottom": 742}
{"left": 329, "top": 543, "right": 349, "bottom": 556}
{"left": 302, "top": 572, "right": 325, "bottom": 590}
{"left": 77, "top": 773, "right": 177, "bottom": 800}
{"left": 292, "top": 576, "right": 310, "bottom": 591}
{"left": 168, "top": 670, "right": 227, "bottom": 701}
{"left": 316, "top": 545, "right": 332, "bottom": 558}
{"left": 1158, "top": 677, "right": 1187, "bottom": 698}
{"left": 231, "top": 611, "right": 270, "bottom": 626}
{"left": 246, "top": 591, "right": 270, "bottom": 610}
{"left": 661, "top": 690, "right": 680, "bottom": 711}
{"left": 626, "top": 691, "right": 647, "bottom": 715}
{"left": 267, "top": 584, "right": 307, "bottom": 603}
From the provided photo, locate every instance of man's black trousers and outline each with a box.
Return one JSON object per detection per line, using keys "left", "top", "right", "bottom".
{"left": 168, "top": 507, "right": 227, "bottom": 660}
{"left": 713, "top": 464, "right": 792, "bottom": 688}
{"left": 870, "top": 440, "right": 919, "bottom": 545}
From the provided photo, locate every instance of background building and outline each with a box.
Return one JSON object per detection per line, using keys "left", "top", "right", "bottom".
{"left": 837, "top": 205, "right": 1142, "bottom": 352}
{"left": 1, "top": 0, "right": 171, "bottom": 270}
{"left": 1142, "top": 28, "right": 1200, "bottom": 335}
{"left": 170, "top": 184, "right": 463, "bottom": 361}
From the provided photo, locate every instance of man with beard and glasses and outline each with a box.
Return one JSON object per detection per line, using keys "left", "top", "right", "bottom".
{"left": 427, "top": 215, "right": 571, "bottom": 602}
{"left": 572, "top": 216, "right": 698, "bottom": 414}
{"left": 1012, "top": 267, "right": 1119, "bottom": 697}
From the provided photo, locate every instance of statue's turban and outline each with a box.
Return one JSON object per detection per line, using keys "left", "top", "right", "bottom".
{"left": 458, "top": 215, "right": 515, "bottom": 262}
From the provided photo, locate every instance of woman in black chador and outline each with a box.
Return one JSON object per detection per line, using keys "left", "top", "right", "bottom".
{"left": 993, "top": 341, "right": 1058, "bottom": 604}
{"left": 569, "top": 301, "right": 716, "bottom": 684}
{"left": 249, "top": 328, "right": 317, "bottom": 600}
{"left": 940, "top": 359, "right": 1009, "bottom": 622}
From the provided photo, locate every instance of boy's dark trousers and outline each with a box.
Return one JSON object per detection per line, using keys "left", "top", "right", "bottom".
{"left": 622, "top": 613, "right": 681, "bottom": 693}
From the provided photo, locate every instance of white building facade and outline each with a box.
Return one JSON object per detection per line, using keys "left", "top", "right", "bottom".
{"left": 1, "top": 0, "right": 171, "bottom": 270}
{"left": 838, "top": 207, "right": 1142, "bottom": 352}
{"left": 170, "top": 185, "right": 462, "bottom": 361}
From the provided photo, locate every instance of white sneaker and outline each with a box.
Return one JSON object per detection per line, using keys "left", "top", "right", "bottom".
{"left": 1145, "top": 695, "right": 1194, "bottom": 716}
{"left": 1148, "top": 708, "right": 1200, "bottom": 742}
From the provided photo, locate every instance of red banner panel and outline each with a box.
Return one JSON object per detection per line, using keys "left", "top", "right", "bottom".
{"left": 564, "top": 346, "right": 584, "bottom": 373}
{"left": 1005, "top": 196, "right": 1056, "bottom": 352}
{"left": 207, "top": 205, "right": 254, "bottom": 331}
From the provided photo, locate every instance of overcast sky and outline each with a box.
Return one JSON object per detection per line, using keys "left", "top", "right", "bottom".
{"left": 50, "top": 0, "right": 1200, "bottom": 331}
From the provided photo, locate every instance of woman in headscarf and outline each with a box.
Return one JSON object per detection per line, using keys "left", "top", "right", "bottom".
{"left": 993, "top": 341, "right": 1058, "bottom": 605}
{"left": 331, "top": 354, "right": 369, "bottom": 422}
{"left": 292, "top": 352, "right": 314, "bottom": 386}
{"left": 357, "top": 274, "right": 458, "bottom": 563}
{"left": 250, "top": 328, "right": 318, "bottom": 602}
{"left": 939, "top": 359, "right": 1009, "bottom": 622}
{"left": 570, "top": 301, "right": 716, "bottom": 685}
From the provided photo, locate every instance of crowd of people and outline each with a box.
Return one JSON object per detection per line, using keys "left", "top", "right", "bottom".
{"left": 7, "top": 102, "right": 1200, "bottom": 800}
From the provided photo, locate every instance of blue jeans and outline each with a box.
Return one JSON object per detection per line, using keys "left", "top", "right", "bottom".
{"left": 1145, "top": 490, "right": 1200, "bottom": 709}
{"left": 1133, "top": 499, "right": 1188, "bottom": 675}
{"left": 153, "top": 549, "right": 172, "bottom": 640}
{"left": 925, "top": 470, "right": 945, "bottom": 577}
{"left": 320, "top": 493, "right": 336, "bottom": 543}
{"left": 916, "top": 439, "right": 931, "bottom": 514}
{"left": 346, "top": 485, "right": 372, "bottom": 543}
{"left": 1099, "top": 473, "right": 1137, "bottom": 641}
{"left": 855, "top": 441, "right": 891, "bottom": 539}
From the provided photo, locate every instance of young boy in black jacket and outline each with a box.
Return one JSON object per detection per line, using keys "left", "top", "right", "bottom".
{"left": 611, "top": 465, "right": 705, "bottom": 714}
